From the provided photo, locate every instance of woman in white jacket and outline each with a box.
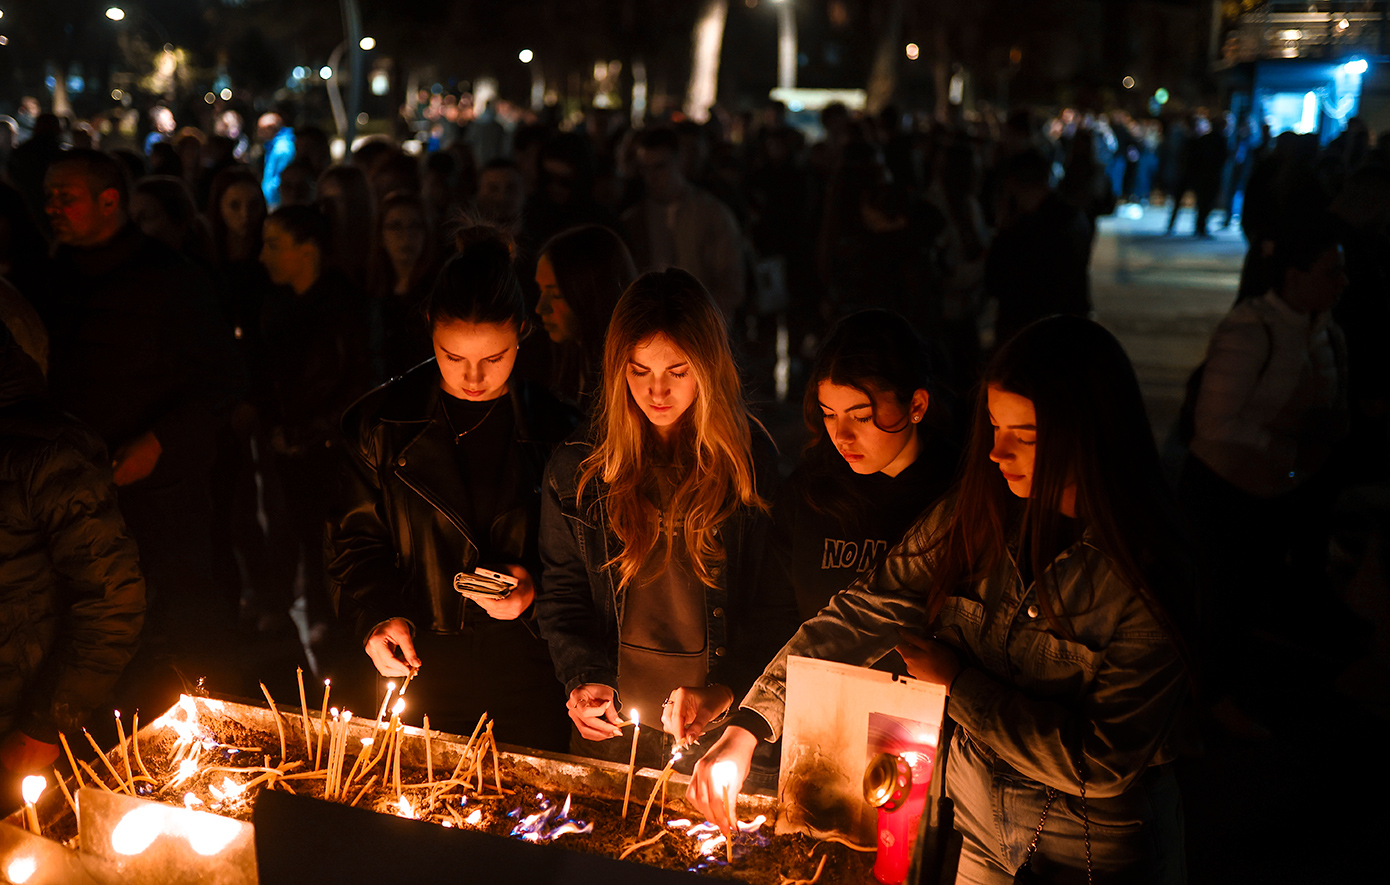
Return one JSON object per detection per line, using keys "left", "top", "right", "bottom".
{"left": 1182, "top": 230, "right": 1348, "bottom": 735}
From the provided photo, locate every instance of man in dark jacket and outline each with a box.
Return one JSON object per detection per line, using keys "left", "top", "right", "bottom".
{"left": 36, "top": 150, "right": 240, "bottom": 685}
{"left": 0, "top": 321, "right": 145, "bottom": 809}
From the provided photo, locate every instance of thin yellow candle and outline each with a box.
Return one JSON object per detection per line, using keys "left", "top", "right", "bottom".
{"left": 325, "top": 709, "right": 340, "bottom": 799}
{"left": 21, "top": 775, "right": 45, "bottom": 835}
{"left": 424, "top": 714, "right": 433, "bottom": 783}
{"left": 57, "top": 732, "right": 83, "bottom": 789}
{"left": 131, "top": 711, "right": 152, "bottom": 780}
{"left": 638, "top": 750, "right": 682, "bottom": 839}
{"left": 113, "top": 710, "right": 136, "bottom": 793}
{"left": 52, "top": 767, "right": 77, "bottom": 816}
{"left": 259, "top": 683, "right": 287, "bottom": 763}
{"left": 392, "top": 721, "right": 402, "bottom": 798}
{"left": 621, "top": 708, "right": 640, "bottom": 819}
{"left": 373, "top": 682, "right": 397, "bottom": 730}
{"left": 83, "top": 729, "right": 128, "bottom": 792}
{"left": 297, "top": 667, "right": 314, "bottom": 760}
{"left": 316, "top": 680, "right": 331, "bottom": 770}
{"left": 711, "top": 760, "right": 739, "bottom": 864}
{"left": 337, "top": 711, "right": 354, "bottom": 799}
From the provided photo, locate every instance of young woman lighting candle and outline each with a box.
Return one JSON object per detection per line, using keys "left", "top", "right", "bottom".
{"left": 327, "top": 225, "right": 575, "bottom": 752}
{"left": 688, "top": 317, "right": 1194, "bottom": 885}
{"left": 536, "top": 270, "right": 790, "bottom": 773}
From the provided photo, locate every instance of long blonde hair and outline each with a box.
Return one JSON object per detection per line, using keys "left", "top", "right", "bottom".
{"left": 578, "top": 269, "right": 767, "bottom": 591}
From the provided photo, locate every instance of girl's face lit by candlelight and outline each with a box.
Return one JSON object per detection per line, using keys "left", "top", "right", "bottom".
{"left": 432, "top": 317, "right": 519, "bottom": 402}
{"left": 987, "top": 385, "right": 1037, "bottom": 498}
{"left": 627, "top": 333, "right": 697, "bottom": 440}
{"left": 818, "top": 381, "right": 927, "bottom": 477}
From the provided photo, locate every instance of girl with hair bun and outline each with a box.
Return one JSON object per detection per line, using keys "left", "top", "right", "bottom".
{"left": 326, "top": 225, "right": 576, "bottom": 751}
{"left": 537, "top": 269, "right": 787, "bottom": 771}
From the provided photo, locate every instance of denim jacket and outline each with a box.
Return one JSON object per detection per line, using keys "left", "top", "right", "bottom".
{"left": 536, "top": 428, "right": 793, "bottom": 704}
{"left": 742, "top": 500, "right": 1191, "bottom": 800}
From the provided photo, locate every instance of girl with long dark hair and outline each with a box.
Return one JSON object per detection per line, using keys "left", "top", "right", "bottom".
{"left": 534, "top": 224, "right": 637, "bottom": 410}
{"left": 690, "top": 316, "right": 1192, "bottom": 884}
{"left": 326, "top": 226, "right": 575, "bottom": 750}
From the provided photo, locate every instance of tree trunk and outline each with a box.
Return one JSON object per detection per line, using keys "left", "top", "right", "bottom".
{"left": 865, "top": 0, "right": 906, "bottom": 115}
{"left": 685, "top": 0, "right": 728, "bottom": 123}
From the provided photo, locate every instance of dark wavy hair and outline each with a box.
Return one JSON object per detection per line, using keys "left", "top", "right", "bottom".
{"left": 425, "top": 224, "right": 528, "bottom": 335}
{"left": 924, "top": 316, "right": 1192, "bottom": 648}
{"left": 799, "top": 309, "right": 939, "bottom": 524}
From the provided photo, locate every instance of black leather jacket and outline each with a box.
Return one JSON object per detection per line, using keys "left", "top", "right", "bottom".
{"left": 326, "top": 362, "right": 578, "bottom": 642}
{"left": 535, "top": 427, "right": 794, "bottom": 702}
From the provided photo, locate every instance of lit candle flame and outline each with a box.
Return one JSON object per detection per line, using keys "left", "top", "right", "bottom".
{"left": 184, "top": 793, "right": 202, "bottom": 809}
{"left": 172, "top": 758, "right": 199, "bottom": 785}
{"left": 632, "top": 708, "right": 640, "bottom": 726}
{"left": 396, "top": 795, "right": 417, "bottom": 818}
{"left": 710, "top": 760, "right": 737, "bottom": 791}
{"left": 392, "top": 698, "right": 405, "bottom": 716}
{"left": 21, "top": 775, "right": 45, "bottom": 805}
{"left": 465, "top": 808, "right": 483, "bottom": 826}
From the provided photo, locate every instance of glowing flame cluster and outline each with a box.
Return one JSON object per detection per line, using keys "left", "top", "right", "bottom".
{"left": 110, "top": 803, "right": 242, "bottom": 857}
{"left": 667, "top": 814, "right": 769, "bottom": 870}
{"left": 507, "top": 792, "right": 593, "bottom": 842}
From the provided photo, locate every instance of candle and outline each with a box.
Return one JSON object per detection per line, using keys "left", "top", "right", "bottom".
{"left": 83, "top": 729, "right": 129, "bottom": 793}
{"left": 131, "top": 711, "right": 152, "bottom": 780}
{"left": 297, "top": 667, "right": 314, "bottom": 760}
{"left": 52, "top": 767, "right": 77, "bottom": 816}
{"left": 710, "top": 760, "right": 739, "bottom": 863}
{"left": 638, "top": 750, "right": 682, "bottom": 839}
{"left": 317, "top": 680, "right": 331, "bottom": 771}
{"left": 325, "top": 709, "right": 341, "bottom": 800}
{"left": 424, "top": 715, "right": 433, "bottom": 784}
{"left": 374, "top": 682, "right": 397, "bottom": 730}
{"left": 21, "top": 775, "right": 45, "bottom": 835}
{"left": 58, "top": 732, "right": 83, "bottom": 789}
{"left": 260, "top": 683, "right": 287, "bottom": 763}
{"left": 338, "top": 712, "right": 354, "bottom": 800}
{"left": 622, "top": 709, "right": 640, "bottom": 820}
{"left": 113, "top": 710, "right": 136, "bottom": 793}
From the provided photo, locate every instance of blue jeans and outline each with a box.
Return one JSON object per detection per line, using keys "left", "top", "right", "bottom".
{"left": 945, "top": 729, "right": 1186, "bottom": 884}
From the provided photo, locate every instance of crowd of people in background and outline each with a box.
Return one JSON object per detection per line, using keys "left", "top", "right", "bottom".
{"left": 0, "top": 85, "right": 1384, "bottom": 880}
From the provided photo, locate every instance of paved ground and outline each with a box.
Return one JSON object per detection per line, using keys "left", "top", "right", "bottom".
{"left": 1094, "top": 205, "right": 1386, "bottom": 883}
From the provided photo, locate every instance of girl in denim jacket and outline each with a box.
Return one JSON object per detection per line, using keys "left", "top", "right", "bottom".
{"left": 691, "top": 316, "right": 1193, "bottom": 884}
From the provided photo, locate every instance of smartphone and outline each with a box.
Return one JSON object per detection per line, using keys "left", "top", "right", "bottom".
{"left": 453, "top": 566, "right": 519, "bottom": 601}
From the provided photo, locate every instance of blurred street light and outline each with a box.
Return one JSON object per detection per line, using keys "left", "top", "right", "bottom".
{"left": 358, "top": 36, "right": 375, "bottom": 51}
{"left": 905, "top": 43, "right": 919, "bottom": 61}
{"left": 105, "top": 7, "right": 125, "bottom": 22}
{"left": 320, "top": 65, "right": 333, "bottom": 79}
{"left": 1122, "top": 76, "right": 1135, "bottom": 89}
{"left": 518, "top": 48, "right": 533, "bottom": 64}
{"left": 219, "top": 87, "right": 232, "bottom": 100}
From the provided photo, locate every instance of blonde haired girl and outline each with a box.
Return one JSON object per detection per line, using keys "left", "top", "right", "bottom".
{"left": 537, "top": 269, "right": 788, "bottom": 768}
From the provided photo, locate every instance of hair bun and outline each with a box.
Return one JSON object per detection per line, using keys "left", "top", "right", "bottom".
{"left": 453, "top": 220, "right": 517, "bottom": 260}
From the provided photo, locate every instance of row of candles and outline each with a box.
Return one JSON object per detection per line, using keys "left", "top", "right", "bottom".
{"left": 12, "top": 678, "right": 746, "bottom": 869}
{"left": 617, "top": 707, "right": 741, "bottom": 864}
